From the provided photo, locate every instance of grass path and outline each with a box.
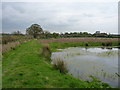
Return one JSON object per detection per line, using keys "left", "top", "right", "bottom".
{"left": 3, "top": 40, "right": 110, "bottom": 88}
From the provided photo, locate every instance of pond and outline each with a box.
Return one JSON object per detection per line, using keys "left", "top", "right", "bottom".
{"left": 51, "top": 47, "right": 119, "bottom": 87}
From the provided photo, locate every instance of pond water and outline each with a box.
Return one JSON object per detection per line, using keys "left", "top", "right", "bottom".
{"left": 51, "top": 47, "right": 119, "bottom": 87}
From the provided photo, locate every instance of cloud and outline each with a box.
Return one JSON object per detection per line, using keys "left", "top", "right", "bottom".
{"left": 2, "top": 2, "right": 118, "bottom": 34}
{"left": 2, "top": 0, "right": 119, "bottom": 3}
{"left": 0, "top": 2, "right": 2, "bottom": 33}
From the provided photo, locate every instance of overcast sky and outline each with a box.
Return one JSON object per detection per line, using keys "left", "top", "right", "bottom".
{"left": 1, "top": 0, "right": 119, "bottom": 34}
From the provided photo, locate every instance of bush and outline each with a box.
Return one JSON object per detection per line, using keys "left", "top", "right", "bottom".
{"left": 53, "top": 58, "right": 68, "bottom": 74}
{"left": 85, "top": 43, "right": 89, "bottom": 46}
{"left": 11, "top": 47, "right": 16, "bottom": 50}
{"left": 2, "top": 36, "right": 18, "bottom": 44}
{"left": 106, "top": 42, "right": 112, "bottom": 46}
{"left": 102, "top": 43, "right": 105, "bottom": 46}
{"left": 102, "top": 42, "right": 112, "bottom": 46}
{"left": 41, "top": 44, "right": 51, "bottom": 59}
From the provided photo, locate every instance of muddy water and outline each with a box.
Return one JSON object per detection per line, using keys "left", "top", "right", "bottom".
{"left": 51, "top": 47, "right": 119, "bottom": 87}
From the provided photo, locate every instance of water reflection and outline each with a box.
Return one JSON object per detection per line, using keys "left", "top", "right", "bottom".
{"left": 101, "top": 47, "right": 105, "bottom": 49}
{"left": 51, "top": 47, "right": 119, "bottom": 87}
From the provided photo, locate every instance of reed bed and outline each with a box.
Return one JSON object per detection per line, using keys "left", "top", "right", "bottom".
{"left": 39, "top": 37, "right": 119, "bottom": 43}
{"left": 2, "top": 41, "right": 20, "bottom": 53}
{"left": 53, "top": 58, "right": 68, "bottom": 74}
{"left": 2, "top": 36, "right": 19, "bottom": 44}
{"left": 2, "top": 35, "right": 32, "bottom": 44}
{"left": 2, "top": 40, "right": 31, "bottom": 54}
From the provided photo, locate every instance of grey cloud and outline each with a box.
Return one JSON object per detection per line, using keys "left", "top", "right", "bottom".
{"left": 2, "top": 2, "right": 118, "bottom": 34}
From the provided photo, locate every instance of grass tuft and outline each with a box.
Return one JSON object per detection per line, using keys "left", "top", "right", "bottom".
{"left": 102, "top": 42, "right": 112, "bottom": 46}
{"left": 53, "top": 58, "right": 68, "bottom": 74}
{"left": 41, "top": 44, "right": 51, "bottom": 60}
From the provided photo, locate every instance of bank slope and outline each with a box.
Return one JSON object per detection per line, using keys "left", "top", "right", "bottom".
{"left": 3, "top": 40, "right": 110, "bottom": 88}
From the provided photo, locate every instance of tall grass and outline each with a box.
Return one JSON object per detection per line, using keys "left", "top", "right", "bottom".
{"left": 53, "top": 58, "right": 68, "bottom": 74}
{"left": 2, "top": 41, "right": 20, "bottom": 53}
{"left": 2, "top": 40, "right": 31, "bottom": 54}
{"left": 102, "top": 42, "right": 112, "bottom": 46}
{"left": 41, "top": 44, "right": 51, "bottom": 59}
{"left": 2, "top": 35, "right": 32, "bottom": 44}
{"left": 2, "top": 36, "right": 18, "bottom": 44}
{"left": 39, "top": 37, "right": 118, "bottom": 44}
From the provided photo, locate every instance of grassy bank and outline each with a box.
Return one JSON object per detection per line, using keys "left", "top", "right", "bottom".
{"left": 49, "top": 41, "right": 119, "bottom": 52}
{"left": 3, "top": 40, "right": 111, "bottom": 88}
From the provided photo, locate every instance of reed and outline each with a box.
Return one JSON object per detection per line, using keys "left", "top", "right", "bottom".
{"left": 102, "top": 42, "right": 112, "bottom": 46}
{"left": 53, "top": 58, "right": 68, "bottom": 74}
{"left": 2, "top": 41, "right": 20, "bottom": 53}
{"left": 39, "top": 37, "right": 118, "bottom": 43}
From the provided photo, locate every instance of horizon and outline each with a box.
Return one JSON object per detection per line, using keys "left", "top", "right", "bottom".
{"left": 1, "top": 30, "right": 119, "bottom": 35}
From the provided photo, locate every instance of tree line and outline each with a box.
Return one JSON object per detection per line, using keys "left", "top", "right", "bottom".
{"left": 2, "top": 24, "right": 120, "bottom": 38}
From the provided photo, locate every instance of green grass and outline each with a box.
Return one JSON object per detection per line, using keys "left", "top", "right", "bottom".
{"left": 49, "top": 41, "right": 119, "bottom": 52}
{"left": 3, "top": 40, "right": 111, "bottom": 88}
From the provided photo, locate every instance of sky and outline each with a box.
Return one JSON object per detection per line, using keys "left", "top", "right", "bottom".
{"left": 1, "top": 0, "right": 119, "bottom": 34}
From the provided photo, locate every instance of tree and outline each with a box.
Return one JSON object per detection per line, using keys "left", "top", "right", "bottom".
{"left": 26, "top": 24, "right": 43, "bottom": 38}
{"left": 83, "top": 32, "right": 88, "bottom": 35}
{"left": 52, "top": 32, "right": 59, "bottom": 38}
{"left": 43, "top": 30, "right": 51, "bottom": 38}
{"left": 12, "top": 31, "right": 23, "bottom": 35}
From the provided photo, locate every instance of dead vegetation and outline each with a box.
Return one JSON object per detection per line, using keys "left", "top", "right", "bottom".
{"left": 41, "top": 44, "right": 51, "bottom": 59}
{"left": 2, "top": 41, "right": 20, "bottom": 53}
{"left": 53, "top": 58, "right": 68, "bottom": 74}
{"left": 39, "top": 37, "right": 118, "bottom": 43}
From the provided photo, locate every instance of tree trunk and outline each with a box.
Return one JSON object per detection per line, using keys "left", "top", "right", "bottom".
{"left": 33, "top": 35, "right": 37, "bottom": 38}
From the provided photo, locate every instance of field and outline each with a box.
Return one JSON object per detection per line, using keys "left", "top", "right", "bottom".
{"left": 2, "top": 37, "right": 119, "bottom": 88}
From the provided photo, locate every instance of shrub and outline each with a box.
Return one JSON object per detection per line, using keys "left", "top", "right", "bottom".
{"left": 119, "top": 42, "right": 120, "bottom": 46}
{"left": 102, "top": 43, "right": 105, "bottom": 46}
{"left": 106, "top": 42, "right": 112, "bottom": 46}
{"left": 53, "top": 58, "right": 68, "bottom": 74}
{"left": 42, "top": 44, "right": 51, "bottom": 59}
{"left": 2, "top": 36, "right": 18, "bottom": 44}
{"left": 85, "top": 43, "right": 89, "bottom": 46}
{"left": 2, "top": 41, "right": 20, "bottom": 53}
{"left": 11, "top": 47, "right": 16, "bottom": 50}
{"left": 102, "top": 42, "right": 112, "bottom": 46}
